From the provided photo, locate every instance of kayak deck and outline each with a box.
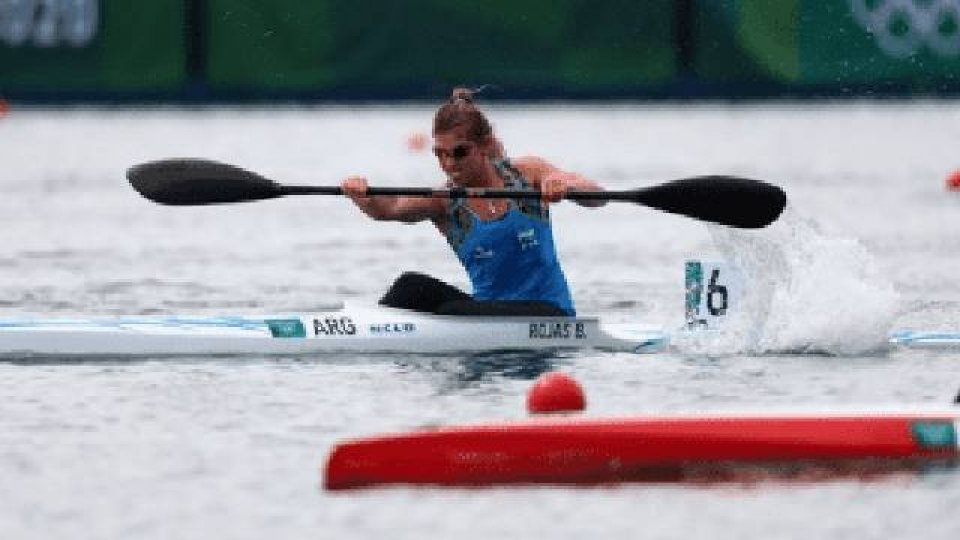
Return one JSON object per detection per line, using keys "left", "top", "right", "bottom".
{"left": 0, "top": 303, "right": 667, "bottom": 358}
{"left": 324, "top": 410, "right": 960, "bottom": 489}
{"left": 0, "top": 303, "right": 955, "bottom": 358}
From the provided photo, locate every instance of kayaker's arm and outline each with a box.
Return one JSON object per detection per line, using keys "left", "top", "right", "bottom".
{"left": 513, "top": 156, "right": 607, "bottom": 207}
{"left": 341, "top": 176, "right": 442, "bottom": 223}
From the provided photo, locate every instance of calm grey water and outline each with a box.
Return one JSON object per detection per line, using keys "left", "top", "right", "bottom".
{"left": 1, "top": 103, "right": 959, "bottom": 539}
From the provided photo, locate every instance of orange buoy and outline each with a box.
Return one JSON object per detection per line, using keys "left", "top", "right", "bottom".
{"left": 0, "top": 98, "right": 9, "bottom": 118}
{"left": 526, "top": 371, "right": 586, "bottom": 414}
{"left": 947, "top": 170, "right": 960, "bottom": 192}
{"left": 406, "top": 131, "right": 428, "bottom": 153}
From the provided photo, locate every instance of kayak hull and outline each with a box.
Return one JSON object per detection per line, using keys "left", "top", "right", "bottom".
{"left": 0, "top": 303, "right": 666, "bottom": 358}
{"left": 324, "top": 412, "right": 960, "bottom": 489}
{"left": 1, "top": 303, "right": 953, "bottom": 358}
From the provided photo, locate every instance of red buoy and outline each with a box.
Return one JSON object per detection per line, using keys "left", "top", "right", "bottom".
{"left": 526, "top": 371, "right": 586, "bottom": 414}
{"left": 0, "top": 98, "right": 9, "bottom": 118}
{"left": 947, "top": 170, "right": 960, "bottom": 191}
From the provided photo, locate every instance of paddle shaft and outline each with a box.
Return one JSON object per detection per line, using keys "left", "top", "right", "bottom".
{"left": 282, "top": 185, "right": 622, "bottom": 201}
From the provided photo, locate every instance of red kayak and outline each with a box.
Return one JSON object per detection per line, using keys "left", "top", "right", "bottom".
{"left": 324, "top": 412, "right": 960, "bottom": 490}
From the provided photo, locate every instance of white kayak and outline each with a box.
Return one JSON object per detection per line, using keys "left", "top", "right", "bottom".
{"left": 0, "top": 301, "right": 952, "bottom": 358}
{"left": 0, "top": 303, "right": 667, "bottom": 358}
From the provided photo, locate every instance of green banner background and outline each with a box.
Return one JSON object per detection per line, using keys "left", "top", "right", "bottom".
{"left": 0, "top": 1, "right": 186, "bottom": 92}
{"left": 694, "top": 0, "right": 960, "bottom": 88}
{"left": 3, "top": 0, "right": 958, "bottom": 99}
{"left": 205, "top": 0, "right": 678, "bottom": 93}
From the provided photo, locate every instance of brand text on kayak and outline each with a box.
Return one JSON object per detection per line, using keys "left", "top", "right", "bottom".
{"left": 529, "top": 322, "right": 586, "bottom": 340}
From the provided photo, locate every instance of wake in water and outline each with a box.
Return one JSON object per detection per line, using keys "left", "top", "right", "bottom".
{"left": 675, "top": 206, "right": 900, "bottom": 356}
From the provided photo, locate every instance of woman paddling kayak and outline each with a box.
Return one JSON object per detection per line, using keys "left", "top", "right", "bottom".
{"left": 341, "top": 87, "right": 605, "bottom": 317}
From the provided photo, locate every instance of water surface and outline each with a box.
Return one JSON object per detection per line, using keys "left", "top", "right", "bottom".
{"left": 1, "top": 103, "right": 959, "bottom": 539}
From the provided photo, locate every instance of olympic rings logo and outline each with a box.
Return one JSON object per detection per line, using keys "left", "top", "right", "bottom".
{"left": 0, "top": 0, "right": 98, "bottom": 48}
{"left": 850, "top": 0, "right": 960, "bottom": 58}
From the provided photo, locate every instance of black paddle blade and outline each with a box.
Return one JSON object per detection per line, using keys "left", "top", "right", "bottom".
{"left": 629, "top": 175, "right": 787, "bottom": 229}
{"left": 127, "top": 159, "right": 284, "bottom": 205}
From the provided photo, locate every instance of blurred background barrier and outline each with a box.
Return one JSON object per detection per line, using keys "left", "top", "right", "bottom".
{"left": 1, "top": 0, "right": 958, "bottom": 101}
{"left": 205, "top": 0, "right": 677, "bottom": 97}
{"left": 0, "top": 0, "right": 187, "bottom": 94}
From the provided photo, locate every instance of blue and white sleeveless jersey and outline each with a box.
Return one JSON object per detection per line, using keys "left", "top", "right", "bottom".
{"left": 443, "top": 159, "right": 575, "bottom": 316}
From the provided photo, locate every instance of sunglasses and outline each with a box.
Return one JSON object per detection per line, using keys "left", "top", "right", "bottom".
{"left": 433, "top": 142, "right": 474, "bottom": 161}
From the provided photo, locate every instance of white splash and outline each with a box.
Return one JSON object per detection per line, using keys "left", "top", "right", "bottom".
{"left": 678, "top": 206, "right": 900, "bottom": 356}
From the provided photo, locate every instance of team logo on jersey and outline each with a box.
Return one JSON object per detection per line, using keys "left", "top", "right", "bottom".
{"left": 474, "top": 246, "right": 495, "bottom": 259}
{"left": 517, "top": 228, "right": 539, "bottom": 250}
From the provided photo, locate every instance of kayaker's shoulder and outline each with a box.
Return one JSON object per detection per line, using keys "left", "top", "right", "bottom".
{"left": 508, "top": 155, "right": 556, "bottom": 185}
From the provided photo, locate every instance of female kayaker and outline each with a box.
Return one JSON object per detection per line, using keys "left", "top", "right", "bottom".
{"left": 341, "top": 87, "right": 605, "bottom": 316}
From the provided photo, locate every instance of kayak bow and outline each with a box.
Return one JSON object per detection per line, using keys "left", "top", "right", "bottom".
{"left": 324, "top": 410, "right": 960, "bottom": 489}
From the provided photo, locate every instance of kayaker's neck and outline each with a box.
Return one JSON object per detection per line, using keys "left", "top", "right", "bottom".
{"left": 456, "top": 159, "right": 502, "bottom": 188}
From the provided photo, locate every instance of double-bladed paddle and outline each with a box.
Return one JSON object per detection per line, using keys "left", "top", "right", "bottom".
{"left": 127, "top": 158, "right": 787, "bottom": 229}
